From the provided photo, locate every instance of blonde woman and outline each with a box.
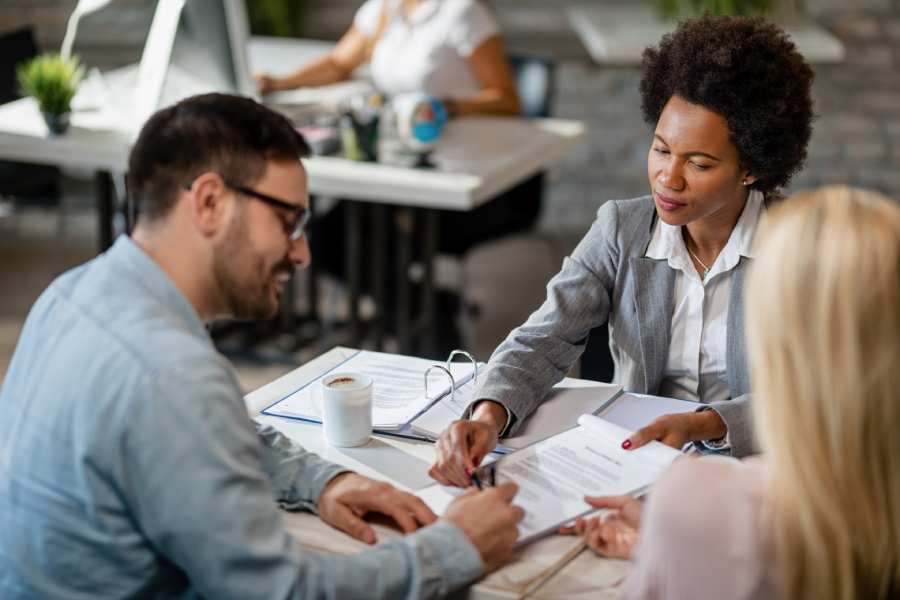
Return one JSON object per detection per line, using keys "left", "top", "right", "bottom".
{"left": 571, "top": 186, "right": 900, "bottom": 599}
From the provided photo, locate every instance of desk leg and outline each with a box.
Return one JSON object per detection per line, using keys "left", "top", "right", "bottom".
{"left": 95, "top": 170, "right": 114, "bottom": 252}
{"left": 396, "top": 207, "right": 414, "bottom": 354}
{"left": 345, "top": 201, "right": 362, "bottom": 346}
{"left": 371, "top": 204, "right": 387, "bottom": 351}
{"left": 419, "top": 209, "right": 439, "bottom": 356}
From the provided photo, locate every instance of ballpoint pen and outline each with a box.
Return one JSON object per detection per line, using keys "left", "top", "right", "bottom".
{"left": 470, "top": 471, "right": 483, "bottom": 490}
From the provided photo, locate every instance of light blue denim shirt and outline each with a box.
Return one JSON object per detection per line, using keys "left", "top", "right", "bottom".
{"left": 0, "top": 235, "right": 482, "bottom": 599}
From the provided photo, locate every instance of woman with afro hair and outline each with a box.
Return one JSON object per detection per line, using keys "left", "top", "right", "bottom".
{"left": 429, "top": 15, "right": 814, "bottom": 486}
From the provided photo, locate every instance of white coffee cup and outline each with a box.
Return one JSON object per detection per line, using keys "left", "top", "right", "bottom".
{"left": 320, "top": 372, "right": 373, "bottom": 447}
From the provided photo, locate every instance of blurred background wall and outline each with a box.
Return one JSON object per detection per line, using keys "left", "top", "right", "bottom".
{"left": 1, "top": 0, "right": 898, "bottom": 233}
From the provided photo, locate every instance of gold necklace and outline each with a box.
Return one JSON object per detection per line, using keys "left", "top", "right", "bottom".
{"left": 686, "top": 245, "right": 711, "bottom": 279}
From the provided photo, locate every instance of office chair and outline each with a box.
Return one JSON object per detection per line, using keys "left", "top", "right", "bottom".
{"left": 509, "top": 53, "right": 556, "bottom": 119}
{"left": 443, "top": 54, "right": 561, "bottom": 357}
{"left": 580, "top": 320, "right": 615, "bottom": 383}
{"left": 0, "top": 26, "right": 61, "bottom": 204}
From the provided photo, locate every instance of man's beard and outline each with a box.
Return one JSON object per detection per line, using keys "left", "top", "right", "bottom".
{"left": 212, "top": 217, "right": 293, "bottom": 320}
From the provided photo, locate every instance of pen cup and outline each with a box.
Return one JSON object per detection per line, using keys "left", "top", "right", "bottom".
{"left": 321, "top": 372, "right": 373, "bottom": 447}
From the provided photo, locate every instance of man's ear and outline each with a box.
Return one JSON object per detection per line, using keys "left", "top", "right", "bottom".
{"left": 186, "top": 172, "right": 231, "bottom": 237}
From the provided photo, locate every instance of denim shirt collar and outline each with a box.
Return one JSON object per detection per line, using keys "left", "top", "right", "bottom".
{"left": 107, "top": 235, "right": 209, "bottom": 342}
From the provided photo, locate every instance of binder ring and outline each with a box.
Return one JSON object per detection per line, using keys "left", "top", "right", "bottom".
{"left": 446, "top": 349, "right": 478, "bottom": 383}
{"left": 424, "top": 365, "right": 456, "bottom": 401}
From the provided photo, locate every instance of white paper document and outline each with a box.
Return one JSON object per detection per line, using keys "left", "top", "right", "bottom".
{"left": 417, "top": 414, "right": 682, "bottom": 546}
{"left": 410, "top": 378, "right": 623, "bottom": 451}
{"left": 262, "top": 350, "right": 478, "bottom": 431}
{"left": 597, "top": 392, "right": 699, "bottom": 432}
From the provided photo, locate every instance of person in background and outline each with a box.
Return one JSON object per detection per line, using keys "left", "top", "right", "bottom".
{"left": 256, "top": 0, "right": 520, "bottom": 117}
{"left": 0, "top": 93, "right": 524, "bottom": 599}
{"left": 568, "top": 186, "right": 900, "bottom": 600}
{"left": 257, "top": 0, "right": 541, "bottom": 349}
{"left": 430, "top": 15, "right": 815, "bottom": 486}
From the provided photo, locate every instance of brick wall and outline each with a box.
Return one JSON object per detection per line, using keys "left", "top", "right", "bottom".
{"left": 2, "top": 0, "right": 898, "bottom": 230}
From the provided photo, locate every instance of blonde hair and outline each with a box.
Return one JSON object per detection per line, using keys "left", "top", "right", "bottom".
{"left": 747, "top": 185, "right": 900, "bottom": 599}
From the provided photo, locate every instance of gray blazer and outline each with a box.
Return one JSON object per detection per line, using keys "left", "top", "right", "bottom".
{"left": 476, "top": 196, "right": 758, "bottom": 457}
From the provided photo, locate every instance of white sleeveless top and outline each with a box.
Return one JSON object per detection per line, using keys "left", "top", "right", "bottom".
{"left": 353, "top": 0, "right": 498, "bottom": 99}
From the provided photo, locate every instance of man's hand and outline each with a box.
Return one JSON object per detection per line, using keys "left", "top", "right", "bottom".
{"left": 429, "top": 401, "right": 505, "bottom": 487}
{"left": 443, "top": 482, "right": 525, "bottom": 573}
{"left": 622, "top": 410, "right": 727, "bottom": 451}
{"left": 560, "top": 495, "right": 644, "bottom": 559}
{"left": 317, "top": 473, "right": 437, "bottom": 544}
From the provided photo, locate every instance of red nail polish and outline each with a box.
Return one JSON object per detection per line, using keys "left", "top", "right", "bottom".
{"left": 621, "top": 440, "right": 632, "bottom": 449}
{"left": 464, "top": 468, "right": 471, "bottom": 476}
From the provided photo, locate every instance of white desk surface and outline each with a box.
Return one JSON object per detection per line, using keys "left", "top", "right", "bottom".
{"left": 568, "top": 5, "right": 846, "bottom": 65}
{"left": 0, "top": 36, "right": 585, "bottom": 211}
{"left": 246, "top": 346, "right": 627, "bottom": 599}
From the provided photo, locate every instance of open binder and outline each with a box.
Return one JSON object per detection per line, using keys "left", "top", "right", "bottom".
{"left": 261, "top": 349, "right": 482, "bottom": 435}
{"left": 263, "top": 347, "right": 703, "bottom": 450}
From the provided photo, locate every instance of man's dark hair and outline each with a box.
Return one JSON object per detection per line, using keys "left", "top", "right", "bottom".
{"left": 640, "top": 15, "right": 814, "bottom": 196}
{"left": 127, "top": 93, "right": 310, "bottom": 223}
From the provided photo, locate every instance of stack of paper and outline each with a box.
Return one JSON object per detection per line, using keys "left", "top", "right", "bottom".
{"left": 417, "top": 415, "right": 683, "bottom": 546}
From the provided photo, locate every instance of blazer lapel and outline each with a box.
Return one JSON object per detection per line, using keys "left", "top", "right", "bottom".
{"left": 631, "top": 257, "right": 676, "bottom": 393}
{"left": 727, "top": 257, "right": 752, "bottom": 396}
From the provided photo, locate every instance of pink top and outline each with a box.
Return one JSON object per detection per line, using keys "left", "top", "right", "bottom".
{"left": 622, "top": 456, "right": 780, "bottom": 600}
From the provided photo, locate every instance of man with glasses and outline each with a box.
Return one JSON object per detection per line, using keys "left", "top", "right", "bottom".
{"left": 0, "top": 93, "right": 523, "bottom": 599}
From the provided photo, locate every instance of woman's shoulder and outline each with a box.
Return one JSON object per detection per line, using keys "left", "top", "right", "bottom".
{"left": 645, "top": 456, "right": 767, "bottom": 544}
{"left": 624, "top": 458, "right": 773, "bottom": 599}
{"left": 353, "top": 0, "right": 387, "bottom": 36}
{"left": 658, "top": 455, "right": 765, "bottom": 493}
{"left": 440, "top": 1, "right": 499, "bottom": 54}
{"left": 595, "top": 195, "right": 655, "bottom": 222}
{"left": 579, "top": 196, "right": 655, "bottom": 251}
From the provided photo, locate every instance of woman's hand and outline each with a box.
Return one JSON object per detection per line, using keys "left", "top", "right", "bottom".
{"left": 254, "top": 73, "right": 281, "bottom": 95}
{"left": 560, "top": 495, "right": 644, "bottom": 559}
{"left": 622, "top": 410, "right": 727, "bottom": 451}
{"left": 428, "top": 401, "right": 505, "bottom": 487}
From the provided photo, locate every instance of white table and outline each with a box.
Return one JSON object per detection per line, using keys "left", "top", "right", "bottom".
{"left": 568, "top": 5, "right": 846, "bottom": 65}
{"left": 0, "top": 36, "right": 584, "bottom": 224}
{"left": 246, "top": 346, "right": 628, "bottom": 599}
{"left": 0, "top": 36, "right": 584, "bottom": 351}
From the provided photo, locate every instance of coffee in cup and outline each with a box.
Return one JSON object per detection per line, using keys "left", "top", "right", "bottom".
{"left": 321, "top": 372, "right": 373, "bottom": 447}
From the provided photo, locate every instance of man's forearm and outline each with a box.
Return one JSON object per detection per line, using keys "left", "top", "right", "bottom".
{"left": 256, "top": 422, "right": 348, "bottom": 510}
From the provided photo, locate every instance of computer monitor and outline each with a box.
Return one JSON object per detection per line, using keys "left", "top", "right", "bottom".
{"left": 133, "top": 0, "right": 256, "bottom": 129}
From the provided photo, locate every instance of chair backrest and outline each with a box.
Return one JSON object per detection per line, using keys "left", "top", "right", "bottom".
{"left": 508, "top": 53, "right": 556, "bottom": 119}
{"left": 580, "top": 322, "right": 616, "bottom": 383}
{"left": 0, "top": 27, "right": 39, "bottom": 105}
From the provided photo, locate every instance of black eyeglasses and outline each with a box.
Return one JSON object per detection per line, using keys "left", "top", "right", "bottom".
{"left": 184, "top": 177, "right": 310, "bottom": 241}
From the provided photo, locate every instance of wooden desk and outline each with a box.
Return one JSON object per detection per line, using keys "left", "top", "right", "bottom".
{"left": 246, "top": 346, "right": 628, "bottom": 599}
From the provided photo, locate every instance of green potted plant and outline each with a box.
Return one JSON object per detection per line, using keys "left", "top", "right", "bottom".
{"left": 16, "top": 54, "right": 84, "bottom": 135}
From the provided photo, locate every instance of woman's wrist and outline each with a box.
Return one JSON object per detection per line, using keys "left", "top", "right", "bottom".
{"left": 471, "top": 400, "right": 506, "bottom": 432}
{"left": 693, "top": 409, "right": 728, "bottom": 441}
{"left": 442, "top": 97, "right": 459, "bottom": 118}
